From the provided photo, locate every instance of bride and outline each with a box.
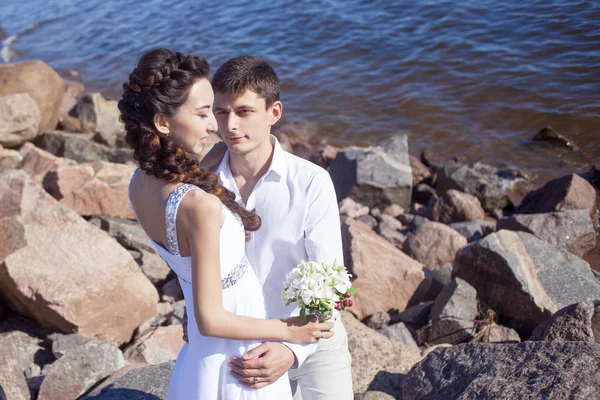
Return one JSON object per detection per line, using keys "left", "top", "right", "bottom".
{"left": 121, "top": 48, "right": 334, "bottom": 399}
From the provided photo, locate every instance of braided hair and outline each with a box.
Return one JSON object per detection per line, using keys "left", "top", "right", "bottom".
{"left": 119, "top": 48, "right": 260, "bottom": 237}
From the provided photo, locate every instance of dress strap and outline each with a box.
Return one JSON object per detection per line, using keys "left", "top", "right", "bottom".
{"left": 165, "top": 184, "right": 201, "bottom": 256}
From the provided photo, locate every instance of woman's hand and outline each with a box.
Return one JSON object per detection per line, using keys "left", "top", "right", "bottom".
{"left": 282, "top": 315, "right": 335, "bottom": 344}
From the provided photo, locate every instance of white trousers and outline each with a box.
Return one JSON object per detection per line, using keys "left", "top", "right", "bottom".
{"left": 288, "top": 315, "right": 353, "bottom": 400}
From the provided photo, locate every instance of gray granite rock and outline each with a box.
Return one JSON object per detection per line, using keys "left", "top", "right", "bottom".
{"left": 329, "top": 135, "right": 413, "bottom": 209}
{"left": 449, "top": 220, "right": 496, "bottom": 242}
{"left": 530, "top": 300, "right": 600, "bottom": 343}
{"left": 402, "top": 342, "right": 600, "bottom": 400}
{"left": 50, "top": 333, "right": 92, "bottom": 358}
{"left": 82, "top": 361, "right": 174, "bottom": 399}
{"left": 497, "top": 210, "right": 596, "bottom": 257}
{"left": 379, "top": 322, "right": 419, "bottom": 350}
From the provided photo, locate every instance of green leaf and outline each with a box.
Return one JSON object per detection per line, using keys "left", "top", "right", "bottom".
{"left": 347, "top": 287, "right": 357, "bottom": 295}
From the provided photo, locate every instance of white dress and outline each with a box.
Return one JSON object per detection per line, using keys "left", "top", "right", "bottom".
{"left": 129, "top": 171, "right": 293, "bottom": 400}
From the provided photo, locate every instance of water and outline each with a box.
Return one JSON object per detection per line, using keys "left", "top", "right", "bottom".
{"left": 1, "top": 0, "right": 599, "bottom": 182}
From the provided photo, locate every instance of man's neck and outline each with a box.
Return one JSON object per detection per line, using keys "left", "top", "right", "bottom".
{"left": 229, "top": 138, "right": 274, "bottom": 183}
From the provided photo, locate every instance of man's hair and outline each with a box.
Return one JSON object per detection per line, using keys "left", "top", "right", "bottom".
{"left": 212, "top": 55, "right": 280, "bottom": 108}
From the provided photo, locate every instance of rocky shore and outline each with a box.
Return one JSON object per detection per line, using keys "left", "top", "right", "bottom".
{"left": 1, "top": 59, "right": 599, "bottom": 400}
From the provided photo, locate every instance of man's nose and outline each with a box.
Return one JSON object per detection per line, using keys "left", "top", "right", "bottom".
{"left": 227, "top": 113, "right": 239, "bottom": 132}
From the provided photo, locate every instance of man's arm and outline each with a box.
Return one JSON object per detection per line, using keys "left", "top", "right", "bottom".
{"left": 199, "top": 140, "right": 228, "bottom": 172}
{"left": 283, "top": 168, "right": 345, "bottom": 367}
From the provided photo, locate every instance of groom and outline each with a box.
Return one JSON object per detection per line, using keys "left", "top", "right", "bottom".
{"left": 193, "top": 55, "right": 353, "bottom": 399}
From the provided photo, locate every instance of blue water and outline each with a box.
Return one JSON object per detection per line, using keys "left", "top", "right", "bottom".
{"left": 1, "top": 0, "right": 599, "bottom": 179}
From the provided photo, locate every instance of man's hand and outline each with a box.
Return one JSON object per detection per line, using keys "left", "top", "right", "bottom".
{"left": 228, "top": 342, "right": 297, "bottom": 389}
{"left": 199, "top": 141, "right": 227, "bottom": 172}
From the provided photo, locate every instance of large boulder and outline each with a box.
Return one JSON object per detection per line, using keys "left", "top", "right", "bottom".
{"left": 454, "top": 230, "right": 600, "bottom": 334}
{"left": 0, "top": 336, "right": 30, "bottom": 400}
{"left": 402, "top": 222, "right": 467, "bottom": 270}
{"left": 34, "top": 130, "right": 134, "bottom": 164}
{"left": 70, "top": 93, "right": 125, "bottom": 147}
{"left": 497, "top": 210, "right": 596, "bottom": 257}
{"left": 342, "top": 218, "right": 427, "bottom": 319}
{"left": 530, "top": 300, "right": 600, "bottom": 343}
{"left": 436, "top": 162, "right": 517, "bottom": 212}
{"left": 82, "top": 361, "right": 174, "bottom": 399}
{"left": 402, "top": 342, "right": 600, "bottom": 399}
{"left": 0, "top": 60, "right": 65, "bottom": 134}
{"left": 432, "top": 189, "right": 486, "bottom": 224}
{"left": 329, "top": 135, "right": 413, "bottom": 209}
{"left": 421, "top": 278, "right": 479, "bottom": 345}
{"left": 518, "top": 174, "right": 597, "bottom": 218}
{"left": 19, "top": 145, "right": 77, "bottom": 184}
{"left": 449, "top": 220, "right": 496, "bottom": 242}
{"left": 37, "top": 340, "right": 125, "bottom": 400}
{"left": 43, "top": 161, "right": 136, "bottom": 219}
{"left": 0, "top": 170, "right": 158, "bottom": 345}
{"left": 0, "top": 93, "right": 41, "bottom": 147}
{"left": 342, "top": 311, "right": 422, "bottom": 397}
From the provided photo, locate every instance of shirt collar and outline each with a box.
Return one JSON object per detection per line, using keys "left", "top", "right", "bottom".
{"left": 215, "top": 135, "right": 287, "bottom": 181}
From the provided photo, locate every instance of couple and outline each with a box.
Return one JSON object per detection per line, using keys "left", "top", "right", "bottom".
{"left": 123, "top": 48, "right": 353, "bottom": 399}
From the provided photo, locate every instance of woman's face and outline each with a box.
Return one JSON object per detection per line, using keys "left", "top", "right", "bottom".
{"left": 159, "top": 78, "right": 217, "bottom": 155}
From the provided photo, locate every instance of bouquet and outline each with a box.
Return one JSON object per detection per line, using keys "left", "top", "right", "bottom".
{"left": 281, "top": 260, "right": 356, "bottom": 322}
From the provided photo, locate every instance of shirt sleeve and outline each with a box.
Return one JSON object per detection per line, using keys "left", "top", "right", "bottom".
{"left": 284, "top": 169, "right": 344, "bottom": 368}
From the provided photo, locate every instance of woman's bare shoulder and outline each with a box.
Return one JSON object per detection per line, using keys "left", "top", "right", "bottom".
{"left": 177, "top": 188, "right": 223, "bottom": 222}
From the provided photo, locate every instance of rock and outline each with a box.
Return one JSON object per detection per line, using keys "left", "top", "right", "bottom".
{"left": 38, "top": 340, "right": 125, "bottom": 400}
{"left": 50, "top": 333, "right": 92, "bottom": 358}
{"left": 273, "top": 120, "right": 317, "bottom": 145}
{"left": 124, "top": 326, "right": 184, "bottom": 365}
{"left": 412, "top": 183, "right": 438, "bottom": 207}
{"left": 497, "top": 210, "right": 596, "bottom": 257}
{"left": 436, "top": 162, "right": 516, "bottom": 212}
{"left": 136, "top": 250, "right": 171, "bottom": 286}
{"left": 57, "top": 115, "right": 96, "bottom": 133}
{"left": 430, "top": 263, "right": 453, "bottom": 286}
{"left": 339, "top": 197, "right": 369, "bottom": 219}
{"left": 392, "top": 301, "right": 434, "bottom": 326}
{"left": 402, "top": 222, "right": 467, "bottom": 270}
{"left": 410, "top": 203, "right": 433, "bottom": 219}
{"left": 161, "top": 278, "right": 184, "bottom": 303}
{"left": 42, "top": 161, "right": 136, "bottom": 218}
{"left": 409, "top": 155, "right": 431, "bottom": 186}
{"left": 454, "top": 230, "right": 600, "bottom": 334}
{"left": 402, "top": 342, "right": 600, "bottom": 399}
{"left": 82, "top": 361, "right": 174, "bottom": 399}
{"left": 0, "top": 329, "right": 46, "bottom": 379}
{"left": 449, "top": 220, "right": 496, "bottom": 242}
{"left": 167, "top": 300, "right": 186, "bottom": 326}
{"left": 329, "top": 135, "right": 413, "bottom": 209}
{"left": 0, "top": 60, "right": 65, "bottom": 134}
{"left": 363, "top": 312, "right": 391, "bottom": 330}
{"left": 309, "top": 144, "right": 339, "bottom": 169}
{"left": 34, "top": 130, "right": 134, "bottom": 164}
{"left": 530, "top": 300, "right": 599, "bottom": 343}
{"left": 342, "top": 311, "right": 422, "bottom": 396}
{"left": 0, "top": 335, "right": 30, "bottom": 400}
{"left": 341, "top": 218, "right": 427, "bottom": 319}
{"left": 478, "top": 324, "right": 521, "bottom": 343}
{"left": 0, "top": 170, "right": 158, "bottom": 345}
{"left": 0, "top": 148, "right": 23, "bottom": 170}
{"left": 70, "top": 93, "right": 125, "bottom": 147}
{"left": 378, "top": 322, "right": 419, "bottom": 350}
{"left": 382, "top": 204, "right": 404, "bottom": 218}
{"left": 18, "top": 145, "right": 77, "bottom": 184}
{"left": 518, "top": 174, "right": 597, "bottom": 218}
{"left": 533, "top": 125, "right": 578, "bottom": 150}
{"left": 376, "top": 214, "right": 406, "bottom": 248}
{"left": 275, "top": 132, "right": 294, "bottom": 153}
{"left": 0, "top": 93, "right": 41, "bottom": 147}
{"left": 356, "top": 214, "right": 378, "bottom": 229}
{"left": 432, "top": 189, "right": 486, "bottom": 224}
{"left": 420, "top": 278, "right": 478, "bottom": 345}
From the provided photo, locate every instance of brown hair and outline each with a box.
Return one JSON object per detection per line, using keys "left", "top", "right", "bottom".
{"left": 211, "top": 55, "right": 280, "bottom": 108}
{"left": 118, "top": 48, "right": 260, "bottom": 237}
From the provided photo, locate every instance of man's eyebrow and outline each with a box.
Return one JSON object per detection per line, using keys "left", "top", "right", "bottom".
{"left": 235, "top": 105, "right": 256, "bottom": 110}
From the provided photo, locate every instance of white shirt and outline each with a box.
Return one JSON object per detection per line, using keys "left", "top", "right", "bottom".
{"left": 216, "top": 136, "right": 344, "bottom": 367}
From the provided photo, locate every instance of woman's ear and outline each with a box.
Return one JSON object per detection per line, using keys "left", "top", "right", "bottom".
{"left": 153, "top": 113, "right": 170, "bottom": 135}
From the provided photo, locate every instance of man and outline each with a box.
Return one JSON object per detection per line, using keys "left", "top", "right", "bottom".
{"left": 192, "top": 55, "right": 353, "bottom": 399}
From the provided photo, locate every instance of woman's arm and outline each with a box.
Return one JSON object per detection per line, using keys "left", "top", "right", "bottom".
{"left": 178, "top": 190, "right": 333, "bottom": 344}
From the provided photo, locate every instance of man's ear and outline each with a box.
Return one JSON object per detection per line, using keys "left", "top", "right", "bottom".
{"left": 153, "top": 113, "right": 170, "bottom": 135}
{"left": 269, "top": 101, "right": 283, "bottom": 126}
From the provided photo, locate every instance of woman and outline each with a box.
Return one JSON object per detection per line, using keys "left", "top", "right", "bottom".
{"left": 121, "top": 48, "right": 333, "bottom": 400}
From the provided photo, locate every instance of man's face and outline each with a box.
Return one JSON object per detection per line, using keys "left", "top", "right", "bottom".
{"left": 213, "top": 89, "right": 282, "bottom": 155}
